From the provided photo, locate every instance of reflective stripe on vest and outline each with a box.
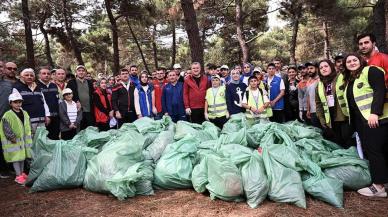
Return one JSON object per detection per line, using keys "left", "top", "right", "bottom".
{"left": 345, "top": 66, "right": 388, "bottom": 121}
{"left": 317, "top": 82, "right": 331, "bottom": 125}
{"left": 206, "top": 86, "right": 227, "bottom": 118}
{"left": 335, "top": 73, "right": 349, "bottom": 116}
{"left": 245, "top": 88, "right": 272, "bottom": 119}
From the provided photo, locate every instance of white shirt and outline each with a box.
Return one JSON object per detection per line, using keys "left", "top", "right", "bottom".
{"left": 66, "top": 100, "right": 78, "bottom": 123}
{"left": 242, "top": 88, "right": 270, "bottom": 118}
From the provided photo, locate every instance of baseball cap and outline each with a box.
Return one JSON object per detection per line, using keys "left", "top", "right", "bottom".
{"left": 211, "top": 74, "right": 221, "bottom": 80}
{"left": 305, "top": 62, "right": 317, "bottom": 67}
{"left": 334, "top": 53, "right": 344, "bottom": 61}
{"left": 76, "top": 65, "right": 86, "bottom": 71}
{"left": 297, "top": 64, "right": 305, "bottom": 70}
{"left": 220, "top": 65, "right": 229, "bottom": 70}
{"left": 253, "top": 67, "right": 262, "bottom": 72}
{"left": 62, "top": 88, "right": 73, "bottom": 96}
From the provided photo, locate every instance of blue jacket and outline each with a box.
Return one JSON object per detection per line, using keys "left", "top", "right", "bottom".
{"left": 225, "top": 82, "right": 247, "bottom": 115}
{"left": 137, "top": 84, "right": 153, "bottom": 117}
{"left": 162, "top": 82, "right": 185, "bottom": 116}
{"left": 131, "top": 75, "right": 140, "bottom": 87}
{"left": 266, "top": 76, "right": 284, "bottom": 110}
{"left": 37, "top": 81, "right": 59, "bottom": 117}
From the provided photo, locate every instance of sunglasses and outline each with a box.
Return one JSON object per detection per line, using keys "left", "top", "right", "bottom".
{"left": 7, "top": 67, "right": 17, "bottom": 71}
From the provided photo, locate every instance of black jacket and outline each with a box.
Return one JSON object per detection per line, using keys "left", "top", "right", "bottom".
{"left": 111, "top": 82, "right": 136, "bottom": 113}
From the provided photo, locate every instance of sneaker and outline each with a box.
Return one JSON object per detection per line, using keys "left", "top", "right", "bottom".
{"left": 0, "top": 173, "right": 10, "bottom": 179}
{"left": 14, "top": 175, "right": 25, "bottom": 185}
{"left": 358, "top": 184, "right": 387, "bottom": 197}
{"left": 21, "top": 172, "right": 28, "bottom": 179}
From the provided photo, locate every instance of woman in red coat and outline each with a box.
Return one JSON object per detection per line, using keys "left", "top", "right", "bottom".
{"left": 93, "top": 78, "right": 113, "bottom": 131}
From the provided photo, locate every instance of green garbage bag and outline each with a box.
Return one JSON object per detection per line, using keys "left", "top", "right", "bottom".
{"left": 192, "top": 152, "right": 244, "bottom": 202}
{"left": 30, "top": 141, "right": 97, "bottom": 192}
{"left": 153, "top": 135, "right": 199, "bottom": 189}
{"left": 300, "top": 154, "right": 343, "bottom": 208}
{"left": 143, "top": 124, "right": 175, "bottom": 162}
{"left": 83, "top": 129, "right": 148, "bottom": 198}
{"left": 219, "top": 114, "right": 248, "bottom": 146}
{"left": 105, "top": 161, "right": 154, "bottom": 200}
{"left": 26, "top": 127, "right": 58, "bottom": 186}
{"left": 72, "top": 126, "right": 111, "bottom": 149}
{"left": 174, "top": 121, "right": 219, "bottom": 142}
{"left": 217, "top": 144, "right": 269, "bottom": 208}
{"left": 260, "top": 128, "right": 306, "bottom": 208}
{"left": 318, "top": 147, "right": 371, "bottom": 190}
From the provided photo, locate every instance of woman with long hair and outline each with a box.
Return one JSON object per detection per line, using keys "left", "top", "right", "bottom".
{"left": 315, "top": 59, "right": 353, "bottom": 147}
{"left": 343, "top": 53, "right": 388, "bottom": 197}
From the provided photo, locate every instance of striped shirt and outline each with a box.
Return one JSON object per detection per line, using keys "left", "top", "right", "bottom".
{"left": 66, "top": 101, "right": 78, "bottom": 123}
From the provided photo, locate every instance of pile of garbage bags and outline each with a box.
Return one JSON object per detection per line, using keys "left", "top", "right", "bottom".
{"left": 26, "top": 114, "right": 371, "bottom": 208}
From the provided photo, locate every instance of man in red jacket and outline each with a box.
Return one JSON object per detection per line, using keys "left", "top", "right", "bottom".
{"left": 358, "top": 33, "right": 388, "bottom": 87}
{"left": 152, "top": 67, "right": 168, "bottom": 120}
{"left": 183, "top": 62, "right": 210, "bottom": 124}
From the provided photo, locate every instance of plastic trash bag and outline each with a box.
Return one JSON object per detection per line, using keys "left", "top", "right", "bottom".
{"left": 174, "top": 121, "right": 219, "bottom": 142}
{"left": 192, "top": 152, "right": 244, "bottom": 202}
{"left": 153, "top": 135, "right": 199, "bottom": 189}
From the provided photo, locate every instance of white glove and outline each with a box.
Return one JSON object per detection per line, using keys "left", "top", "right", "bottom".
{"left": 299, "top": 111, "right": 304, "bottom": 121}
{"left": 185, "top": 108, "right": 192, "bottom": 115}
{"left": 204, "top": 112, "right": 209, "bottom": 121}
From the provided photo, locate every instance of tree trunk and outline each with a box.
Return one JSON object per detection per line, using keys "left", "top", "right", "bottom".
{"left": 125, "top": 17, "right": 149, "bottom": 72}
{"left": 180, "top": 0, "right": 204, "bottom": 67}
{"left": 235, "top": 0, "right": 249, "bottom": 63}
{"left": 21, "top": 0, "right": 35, "bottom": 68}
{"left": 373, "top": 0, "right": 388, "bottom": 53}
{"left": 152, "top": 24, "right": 158, "bottom": 69}
{"left": 39, "top": 21, "right": 54, "bottom": 68}
{"left": 322, "top": 20, "right": 331, "bottom": 59}
{"left": 171, "top": 19, "right": 176, "bottom": 68}
{"left": 385, "top": 0, "right": 388, "bottom": 49}
{"left": 104, "top": 0, "right": 120, "bottom": 75}
{"left": 62, "top": 0, "right": 84, "bottom": 65}
{"left": 289, "top": 8, "right": 301, "bottom": 65}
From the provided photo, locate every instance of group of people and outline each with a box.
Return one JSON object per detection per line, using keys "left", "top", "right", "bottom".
{"left": 0, "top": 33, "right": 388, "bottom": 198}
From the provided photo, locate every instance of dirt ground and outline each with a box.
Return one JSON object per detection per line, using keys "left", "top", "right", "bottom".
{"left": 1, "top": 178, "right": 387, "bottom": 217}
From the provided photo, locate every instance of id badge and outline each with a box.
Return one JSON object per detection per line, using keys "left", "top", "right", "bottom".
{"left": 327, "top": 95, "right": 335, "bottom": 107}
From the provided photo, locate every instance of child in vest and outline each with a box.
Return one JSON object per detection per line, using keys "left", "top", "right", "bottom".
{"left": 59, "top": 88, "right": 82, "bottom": 140}
{"left": 0, "top": 92, "right": 32, "bottom": 185}
{"left": 134, "top": 71, "right": 157, "bottom": 119}
{"left": 204, "top": 74, "right": 229, "bottom": 129}
{"left": 242, "top": 76, "right": 272, "bottom": 127}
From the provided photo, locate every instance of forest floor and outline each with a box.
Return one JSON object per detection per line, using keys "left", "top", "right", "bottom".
{"left": 1, "top": 178, "right": 387, "bottom": 217}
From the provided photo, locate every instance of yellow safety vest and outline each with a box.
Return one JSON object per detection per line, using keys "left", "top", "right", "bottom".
{"left": 345, "top": 66, "right": 388, "bottom": 121}
{"left": 206, "top": 86, "right": 227, "bottom": 119}
{"left": 244, "top": 88, "right": 272, "bottom": 119}
{"left": 317, "top": 81, "right": 331, "bottom": 125}
{"left": 0, "top": 109, "right": 32, "bottom": 162}
{"left": 335, "top": 73, "right": 349, "bottom": 116}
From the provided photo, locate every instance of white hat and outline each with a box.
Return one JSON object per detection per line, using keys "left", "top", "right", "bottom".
{"left": 173, "top": 63, "right": 181, "bottom": 69}
{"left": 76, "top": 65, "right": 86, "bottom": 71}
{"left": 20, "top": 68, "right": 35, "bottom": 76}
{"left": 8, "top": 92, "right": 23, "bottom": 103}
{"left": 211, "top": 74, "right": 221, "bottom": 80}
{"left": 253, "top": 67, "right": 262, "bottom": 72}
{"left": 220, "top": 65, "right": 229, "bottom": 70}
{"left": 62, "top": 88, "right": 73, "bottom": 96}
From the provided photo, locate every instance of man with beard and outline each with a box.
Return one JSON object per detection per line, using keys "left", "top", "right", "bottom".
{"left": 305, "top": 62, "right": 320, "bottom": 128}
{"left": 358, "top": 33, "right": 388, "bottom": 87}
{"left": 4, "top": 62, "right": 18, "bottom": 83}
{"left": 183, "top": 62, "right": 210, "bottom": 124}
